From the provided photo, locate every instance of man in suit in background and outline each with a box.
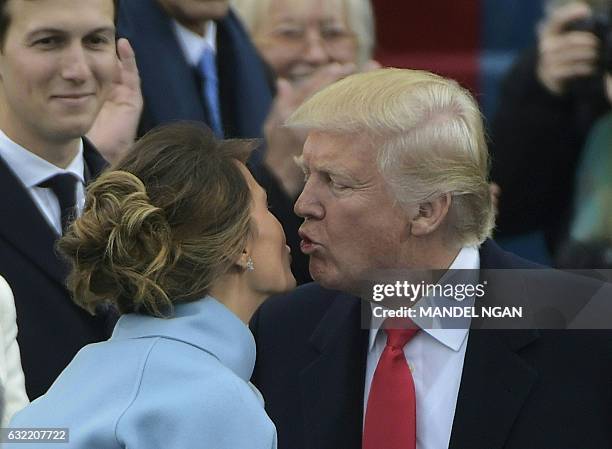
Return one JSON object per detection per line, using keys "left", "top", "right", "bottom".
{"left": 0, "top": 0, "right": 138, "bottom": 399}
{"left": 117, "top": 0, "right": 273, "bottom": 147}
{"left": 251, "top": 68, "right": 612, "bottom": 449}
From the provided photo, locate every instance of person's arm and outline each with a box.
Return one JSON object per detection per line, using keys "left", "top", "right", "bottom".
{"left": 0, "top": 276, "right": 29, "bottom": 427}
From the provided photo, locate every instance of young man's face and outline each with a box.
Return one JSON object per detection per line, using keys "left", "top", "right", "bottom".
{"left": 0, "top": 0, "right": 117, "bottom": 146}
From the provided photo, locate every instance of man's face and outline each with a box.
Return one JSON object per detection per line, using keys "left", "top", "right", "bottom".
{"left": 156, "top": 0, "right": 230, "bottom": 25}
{"left": 254, "top": 0, "right": 357, "bottom": 84}
{"left": 295, "top": 131, "right": 411, "bottom": 293}
{"left": 0, "top": 0, "right": 117, "bottom": 146}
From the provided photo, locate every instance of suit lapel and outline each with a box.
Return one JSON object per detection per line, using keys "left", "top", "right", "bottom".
{"left": 82, "top": 138, "right": 108, "bottom": 179}
{"left": 449, "top": 240, "right": 540, "bottom": 449}
{"left": 0, "top": 157, "right": 66, "bottom": 286}
{"left": 300, "top": 294, "right": 368, "bottom": 449}
{"left": 216, "top": 10, "right": 273, "bottom": 139}
{"left": 449, "top": 330, "right": 539, "bottom": 449}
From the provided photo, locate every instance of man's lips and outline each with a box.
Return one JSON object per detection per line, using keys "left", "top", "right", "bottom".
{"left": 51, "top": 93, "right": 94, "bottom": 104}
{"left": 298, "top": 229, "right": 320, "bottom": 254}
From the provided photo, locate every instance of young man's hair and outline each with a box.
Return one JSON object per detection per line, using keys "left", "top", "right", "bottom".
{"left": 0, "top": 0, "right": 120, "bottom": 47}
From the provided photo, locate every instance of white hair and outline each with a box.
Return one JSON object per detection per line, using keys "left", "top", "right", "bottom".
{"left": 287, "top": 68, "right": 495, "bottom": 247}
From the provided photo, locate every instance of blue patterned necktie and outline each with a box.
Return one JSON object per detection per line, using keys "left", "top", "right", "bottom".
{"left": 197, "top": 46, "right": 223, "bottom": 137}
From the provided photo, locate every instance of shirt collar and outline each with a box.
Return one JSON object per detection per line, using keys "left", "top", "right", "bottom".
{"left": 111, "top": 296, "right": 256, "bottom": 382}
{"left": 0, "top": 129, "right": 85, "bottom": 188}
{"left": 368, "top": 246, "right": 480, "bottom": 352}
{"left": 173, "top": 19, "right": 217, "bottom": 67}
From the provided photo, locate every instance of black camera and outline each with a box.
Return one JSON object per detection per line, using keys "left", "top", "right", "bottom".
{"left": 564, "top": 11, "right": 612, "bottom": 73}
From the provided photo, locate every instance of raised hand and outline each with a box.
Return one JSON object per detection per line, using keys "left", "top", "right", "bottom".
{"left": 537, "top": 2, "right": 599, "bottom": 95}
{"left": 87, "top": 38, "right": 143, "bottom": 163}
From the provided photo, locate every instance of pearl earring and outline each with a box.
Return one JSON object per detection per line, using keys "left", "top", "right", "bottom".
{"left": 246, "top": 256, "right": 255, "bottom": 271}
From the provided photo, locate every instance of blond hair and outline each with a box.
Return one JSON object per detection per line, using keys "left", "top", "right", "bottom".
{"left": 59, "top": 123, "right": 257, "bottom": 317}
{"left": 231, "top": 0, "right": 375, "bottom": 66}
{"left": 287, "top": 68, "right": 495, "bottom": 247}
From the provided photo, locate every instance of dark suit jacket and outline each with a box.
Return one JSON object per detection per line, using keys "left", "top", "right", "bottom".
{"left": 251, "top": 240, "right": 612, "bottom": 449}
{"left": 0, "top": 141, "right": 113, "bottom": 400}
{"left": 117, "top": 0, "right": 273, "bottom": 144}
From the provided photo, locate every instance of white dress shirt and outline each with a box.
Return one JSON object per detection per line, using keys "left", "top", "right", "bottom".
{"left": 172, "top": 19, "right": 217, "bottom": 67}
{"left": 0, "top": 130, "right": 85, "bottom": 236}
{"left": 364, "top": 246, "right": 480, "bottom": 449}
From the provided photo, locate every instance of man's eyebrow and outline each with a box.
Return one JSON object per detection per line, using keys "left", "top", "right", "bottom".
{"left": 295, "top": 155, "right": 356, "bottom": 181}
{"left": 26, "top": 26, "right": 115, "bottom": 38}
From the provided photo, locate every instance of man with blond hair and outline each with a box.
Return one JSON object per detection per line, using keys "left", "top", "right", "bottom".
{"left": 251, "top": 68, "right": 612, "bottom": 449}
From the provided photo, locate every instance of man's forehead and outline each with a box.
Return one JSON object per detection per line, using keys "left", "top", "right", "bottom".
{"left": 301, "top": 130, "right": 376, "bottom": 169}
{"left": 7, "top": 0, "right": 115, "bottom": 29}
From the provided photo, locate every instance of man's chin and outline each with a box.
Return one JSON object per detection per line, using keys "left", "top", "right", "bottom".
{"left": 310, "top": 267, "right": 350, "bottom": 293}
{"left": 46, "top": 120, "right": 95, "bottom": 142}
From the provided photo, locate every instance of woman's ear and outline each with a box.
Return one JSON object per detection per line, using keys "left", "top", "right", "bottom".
{"left": 236, "top": 250, "right": 250, "bottom": 271}
{"left": 409, "top": 193, "right": 452, "bottom": 237}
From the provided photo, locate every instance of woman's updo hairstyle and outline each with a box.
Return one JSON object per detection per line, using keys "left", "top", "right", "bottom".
{"left": 59, "top": 122, "right": 257, "bottom": 317}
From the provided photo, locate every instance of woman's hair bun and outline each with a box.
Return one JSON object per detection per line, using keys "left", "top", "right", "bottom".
{"left": 60, "top": 170, "right": 175, "bottom": 317}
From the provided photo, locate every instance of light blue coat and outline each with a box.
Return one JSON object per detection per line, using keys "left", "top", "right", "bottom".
{"left": 8, "top": 297, "right": 277, "bottom": 448}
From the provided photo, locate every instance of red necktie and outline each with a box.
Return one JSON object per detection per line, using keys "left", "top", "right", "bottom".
{"left": 363, "top": 319, "right": 419, "bottom": 449}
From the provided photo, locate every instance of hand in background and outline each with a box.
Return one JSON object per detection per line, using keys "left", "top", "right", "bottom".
{"left": 536, "top": 1, "right": 599, "bottom": 95}
{"left": 87, "top": 38, "right": 143, "bottom": 164}
{"left": 264, "top": 60, "right": 381, "bottom": 198}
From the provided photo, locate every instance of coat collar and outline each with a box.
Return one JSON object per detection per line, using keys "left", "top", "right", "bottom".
{"left": 111, "top": 296, "right": 256, "bottom": 382}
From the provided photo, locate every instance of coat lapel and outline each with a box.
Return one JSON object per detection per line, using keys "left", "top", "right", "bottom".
{"left": 449, "top": 240, "right": 540, "bottom": 449}
{"left": 299, "top": 294, "right": 368, "bottom": 449}
{"left": 449, "top": 330, "right": 539, "bottom": 449}
{"left": 0, "top": 157, "right": 66, "bottom": 286}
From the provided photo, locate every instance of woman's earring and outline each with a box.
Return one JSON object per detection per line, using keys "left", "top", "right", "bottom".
{"left": 246, "top": 256, "right": 255, "bottom": 272}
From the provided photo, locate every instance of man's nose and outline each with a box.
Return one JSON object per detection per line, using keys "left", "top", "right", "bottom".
{"left": 294, "top": 178, "right": 325, "bottom": 219}
{"left": 60, "top": 44, "right": 92, "bottom": 82}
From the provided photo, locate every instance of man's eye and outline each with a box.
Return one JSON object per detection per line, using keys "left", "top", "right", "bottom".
{"left": 34, "top": 36, "right": 61, "bottom": 47}
{"left": 86, "top": 35, "right": 111, "bottom": 47}
{"left": 330, "top": 180, "right": 348, "bottom": 190}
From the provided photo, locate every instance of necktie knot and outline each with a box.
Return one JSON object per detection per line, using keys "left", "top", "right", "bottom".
{"left": 38, "top": 173, "right": 79, "bottom": 233}
{"left": 383, "top": 318, "right": 419, "bottom": 349}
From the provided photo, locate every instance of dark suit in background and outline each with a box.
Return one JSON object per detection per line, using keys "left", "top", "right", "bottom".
{"left": 117, "top": 0, "right": 273, "bottom": 143}
{"left": 251, "top": 240, "right": 612, "bottom": 449}
{"left": 0, "top": 142, "right": 112, "bottom": 400}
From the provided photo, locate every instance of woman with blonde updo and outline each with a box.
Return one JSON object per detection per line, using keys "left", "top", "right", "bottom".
{"left": 7, "top": 123, "right": 295, "bottom": 449}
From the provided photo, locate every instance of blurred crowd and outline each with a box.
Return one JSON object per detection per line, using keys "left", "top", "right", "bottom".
{"left": 1, "top": 0, "right": 610, "bottom": 433}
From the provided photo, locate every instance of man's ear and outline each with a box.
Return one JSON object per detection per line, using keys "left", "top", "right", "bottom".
{"left": 409, "top": 193, "right": 452, "bottom": 237}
